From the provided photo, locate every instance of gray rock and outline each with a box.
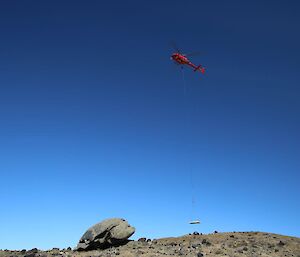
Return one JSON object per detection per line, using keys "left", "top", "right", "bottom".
{"left": 76, "top": 218, "right": 135, "bottom": 250}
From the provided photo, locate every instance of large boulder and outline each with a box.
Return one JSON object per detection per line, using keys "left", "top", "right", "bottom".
{"left": 76, "top": 218, "right": 135, "bottom": 250}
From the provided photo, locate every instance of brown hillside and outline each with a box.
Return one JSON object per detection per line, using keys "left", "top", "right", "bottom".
{"left": 1, "top": 231, "right": 299, "bottom": 257}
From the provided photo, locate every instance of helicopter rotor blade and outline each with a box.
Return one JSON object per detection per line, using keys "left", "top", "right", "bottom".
{"left": 170, "top": 41, "right": 181, "bottom": 53}
{"left": 185, "top": 51, "right": 202, "bottom": 57}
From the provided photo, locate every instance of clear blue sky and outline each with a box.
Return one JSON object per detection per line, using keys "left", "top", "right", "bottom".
{"left": 0, "top": 0, "right": 299, "bottom": 250}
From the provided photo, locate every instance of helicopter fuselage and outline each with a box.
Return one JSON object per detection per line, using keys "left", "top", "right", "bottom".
{"left": 171, "top": 53, "right": 189, "bottom": 65}
{"left": 171, "top": 52, "right": 205, "bottom": 74}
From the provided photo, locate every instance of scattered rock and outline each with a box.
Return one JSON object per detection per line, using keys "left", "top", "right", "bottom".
{"left": 237, "top": 248, "right": 244, "bottom": 253}
{"left": 24, "top": 254, "right": 35, "bottom": 257}
{"left": 191, "top": 242, "right": 201, "bottom": 249}
{"left": 1, "top": 231, "right": 299, "bottom": 257}
{"left": 215, "top": 249, "right": 223, "bottom": 254}
{"left": 201, "top": 239, "right": 211, "bottom": 246}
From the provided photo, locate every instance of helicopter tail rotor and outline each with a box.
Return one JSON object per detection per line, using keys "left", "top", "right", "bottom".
{"left": 194, "top": 65, "right": 205, "bottom": 74}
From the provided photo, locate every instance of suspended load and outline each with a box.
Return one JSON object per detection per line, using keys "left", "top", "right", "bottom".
{"left": 189, "top": 220, "right": 201, "bottom": 225}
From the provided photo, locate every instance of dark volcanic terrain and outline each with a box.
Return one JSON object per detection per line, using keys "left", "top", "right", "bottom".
{"left": 1, "top": 232, "right": 299, "bottom": 257}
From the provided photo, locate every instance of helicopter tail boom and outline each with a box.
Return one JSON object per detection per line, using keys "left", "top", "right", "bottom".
{"left": 194, "top": 65, "right": 205, "bottom": 74}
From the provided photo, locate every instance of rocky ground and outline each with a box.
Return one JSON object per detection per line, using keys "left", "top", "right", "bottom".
{"left": 1, "top": 232, "right": 299, "bottom": 257}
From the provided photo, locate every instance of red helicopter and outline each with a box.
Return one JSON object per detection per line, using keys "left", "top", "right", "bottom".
{"left": 170, "top": 43, "right": 205, "bottom": 74}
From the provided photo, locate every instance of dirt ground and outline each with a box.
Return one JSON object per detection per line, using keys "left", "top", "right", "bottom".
{"left": 1, "top": 231, "right": 299, "bottom": 257}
